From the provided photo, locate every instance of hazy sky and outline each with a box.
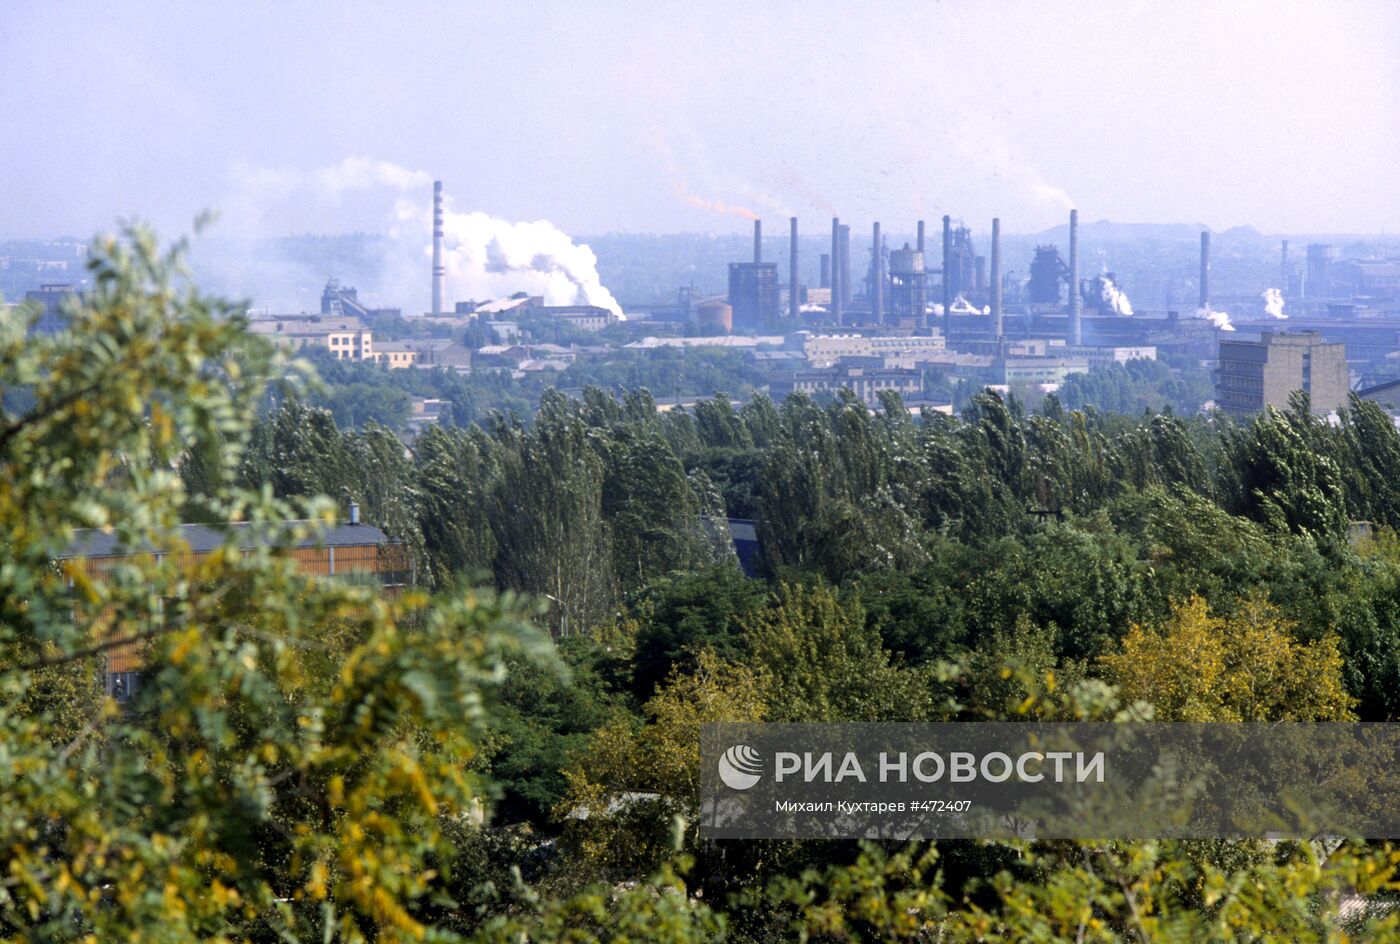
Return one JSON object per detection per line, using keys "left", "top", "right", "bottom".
{"left": 3, "top": 0, "right": 1398, "bottom": 239}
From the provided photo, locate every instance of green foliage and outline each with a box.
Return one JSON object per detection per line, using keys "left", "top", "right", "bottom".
{"left": 0, "top": 229, "right": 557, "bottom": 940}
{"left": 746, "top": 583, "right": 938, "bottom": 722}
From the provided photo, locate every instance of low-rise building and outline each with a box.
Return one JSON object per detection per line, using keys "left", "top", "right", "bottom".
{"left": 57, "top": 516, "right": 410, "bottom": 700}
{"left": 248, "top": 315, "right": 374, "bottom": 361}
{"left": 770, "top": 364, "right": 923, "bottom": 407}
{"left": 407, "top": 397, "right": 451, "bottom": 435}
{"left": 804, "top": 333, "right": 947, "bottom": 367}
{"left": 1069, "top": 345, "right": 1158, "bottom": 368}
{"left": 996, "top": 355, "right": 1090, "bottom": 386}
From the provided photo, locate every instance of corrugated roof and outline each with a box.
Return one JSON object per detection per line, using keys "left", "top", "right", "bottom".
{"left": 57, "top": 521, "right": 392, "bottom": 560}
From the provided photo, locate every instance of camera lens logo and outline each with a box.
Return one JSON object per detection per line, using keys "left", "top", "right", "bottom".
{"left": 718, "top": 744, "right": 763, "bottom": 790}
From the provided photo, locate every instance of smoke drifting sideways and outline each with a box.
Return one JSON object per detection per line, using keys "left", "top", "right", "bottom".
{"left": 1263, "top": 287, "right": 1287, "bottom": 319}
{"left": 1195, "top": 307, "right": 1235, "bottom": 331}
{"left": 203, "top": 157, "right": 621, "bottom": 317}
{"left": 396, "top": 199, "right": 623, "bottom": 318}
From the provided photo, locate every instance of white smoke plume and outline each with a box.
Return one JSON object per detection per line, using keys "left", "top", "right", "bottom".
{"left": 1263, "top": 287, "right": 1287, "bottom": 319}
{"left": 1101, "top": 277, "right": 1134, "bottom": 315}
{"left": 1195, "top": 306, "right": 1235, "bottom": 331}
{"left": 392, "top": 198, "right": 623, "bottom": 317}
{"left": 220, "top": 156, "right": 622, "bottom": 317}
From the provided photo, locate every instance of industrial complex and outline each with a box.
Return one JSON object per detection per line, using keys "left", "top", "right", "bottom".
{"left": 14, "top": 178, "right": 1400, "bottom": 421}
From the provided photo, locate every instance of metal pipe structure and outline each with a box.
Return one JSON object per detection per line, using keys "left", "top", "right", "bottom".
{"left": 1068, "top": 209, "right": 1081, "bottom": 345}
{"left": 789, "top": 217, "right": 800, "bottom": 320}
{"left": 917, "top": 219, "right": 926, "bottom": 255}
{"left": 871, "top": 221, "right": 883, "bottom": 324}
{"left": 1199, "top": 231, "right": 1211, "bottom": 309}
{"left": 941, "top": 215, "right": 952, "bottom": 335}
{"left": 830, "top": 218, "right": 843, "bottom": 324}
{"left": 753, "top": 219, "right": 762, "bottom": 264}
{"left": 432, "top": 180, "right": 445, "bottom": 316}
{"left": 990, "top": 217, "right": 1002, "bottom": 339}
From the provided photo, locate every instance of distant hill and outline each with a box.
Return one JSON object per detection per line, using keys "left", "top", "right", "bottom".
{"left": 1032, "top": 220, "right": 1265, "bottom": 243}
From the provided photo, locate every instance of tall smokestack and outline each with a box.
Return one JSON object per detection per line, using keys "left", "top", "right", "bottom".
{"left": 820, "top": 253, "right": 831, "bottom": 289}
{"left": 1280, "top": 239, "right": 1289, "bottom": 290}
{"left": 432, "top": 180, "right": 445, "bottom": 316}
{"left": 990, "top": 217, "right": 1002, "bottom": 339}
{"left": 834, "top": 224, "right": 845, "bottom": 308}
{"left": 753, "top": 219, "right": 762, "bottom": 264}
{"left": 831, "top": 218, "right": 843, "bottom": 324}
{"left": 917, "top": 219, "right": 926, "bottom": 255}
{"left": 871, "top": 221, "right": 883, "bottom": 324}
{"left": 941, "top": 215, "right": 952, "bottom": 334}
{"left": 1199, "top": 231, "right": 1211, "bottom": 309}
{"left": 1068, "top": 209, "right": 1081, "bottom": 345}
{"left": 789, "top": 217, "right": 799, "bottom": 320}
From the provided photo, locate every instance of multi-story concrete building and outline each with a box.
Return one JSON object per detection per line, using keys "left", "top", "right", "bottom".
{"left": 1216, "top": 331, "right": 1348, "bottom": 415}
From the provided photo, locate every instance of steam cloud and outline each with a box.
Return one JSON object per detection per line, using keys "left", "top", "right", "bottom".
{"left": 1195, "top": 306, "right": 1235, "bottom": 331}
{"left": 221, "top": 156, "right": 622, "bottom": 317}
{"left": 1263, "top": 288, "right": 1287, "bottom": 319}
{"left": 1101, "top": 277, "right": 1134, "bottom": 315}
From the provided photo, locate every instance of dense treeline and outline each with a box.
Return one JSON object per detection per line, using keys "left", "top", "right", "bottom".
{"left": 231, "top": 385, "right": 1400, "bottom": 723}
{"left": 221, "top": 379, "right": 1400, "bottom": 932}
{"left": 11, "top": 232, "right": 1400, "bottom": 940}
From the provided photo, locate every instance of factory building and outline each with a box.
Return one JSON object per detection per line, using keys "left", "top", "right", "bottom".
{"left": 1028, "top": 247, "right": 1068, "bottom": 305}
{"left": 321, "top": 279, "right": 401, "bottom": 322}
{"left": 1329, "top": 259, "right": 1400, "bottom": 299}
{"left": 727, "top": 262, "right": 780, "bottom": 332}
{"left": 1216, "top": 331, "right": 1348, "bottom": 415}
{"left": 943, "top": 223, "right": 978, "bottom": 299}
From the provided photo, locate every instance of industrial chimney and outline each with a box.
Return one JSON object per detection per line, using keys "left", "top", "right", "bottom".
{"left": 871, "top": 222, "right": 883, "bottom": 324}
{"left": 753, "top": 219, "right": 762, "bottom": 264}
{"left": 1068, "top": 209, "right": 1081, "bottom": 346}
{"left": 831, "top": 218, "right": 843, "bottom": 324}
{"left": 1199, "top": 231, "right": 1211, "bottom": 309}
{"left": 990, "top": 217, "right": 1002, "bottom": 339}
{"left": 432, "top": 180, "right": 446, "bottom": 316}
{"left": 834, "top": 222, "right": 845, "bottom": 306}
{"left": 941, "top": 215, "right": 952, "bottom": 334}
{"left": 1280, "top": 239, "right": 1289, "bottom": 291}
{"left": 788, "top": 217, "right": 799, "bottom": 320}
{"left": 917, "top": 220, "right": 926, "bottom": 255}
{"left": 820, "top": 253, "right": 831, "bottom": 289}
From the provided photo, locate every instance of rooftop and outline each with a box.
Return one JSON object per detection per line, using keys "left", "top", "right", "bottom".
{"left": 58, "top": 521, "right": 392, "bottom": 560}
